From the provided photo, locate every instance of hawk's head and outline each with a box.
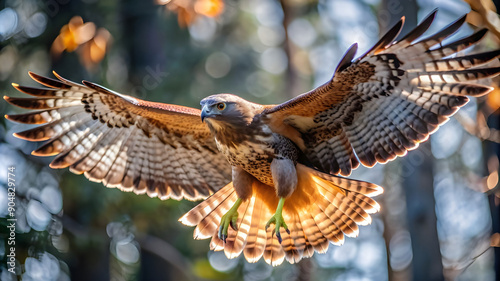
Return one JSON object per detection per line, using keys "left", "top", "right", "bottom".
{"left": 200, "top": 94, "right": 262, "bottom": 130}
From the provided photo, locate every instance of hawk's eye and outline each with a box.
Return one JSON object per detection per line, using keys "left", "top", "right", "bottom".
{"left": 216, "top": 103, "right": 226, "bottom": 111}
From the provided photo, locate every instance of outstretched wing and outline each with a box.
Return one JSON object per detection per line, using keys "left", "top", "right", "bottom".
{"left": 4, "top": 72, "right": 232, "bottom": 200}
{"left": 264, "top": 10, "right": 500, "bottom": 176}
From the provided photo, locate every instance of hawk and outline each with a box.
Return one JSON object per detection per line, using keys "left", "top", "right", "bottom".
{"left": 5, "top": 10, "right": 500, "bottom": 266}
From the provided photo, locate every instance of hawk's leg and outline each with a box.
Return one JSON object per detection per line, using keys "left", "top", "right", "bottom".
{"left": 218, "top": 198, "right": 242, "bottom": 243}
{"left": 265, "top": 197, "right": 290, "bottom": 244}
{"left": 218, "top": 167, "right": 254, "bottom": 243}
{"left": 266, "top": 158, "right": 298, "bottom": 244}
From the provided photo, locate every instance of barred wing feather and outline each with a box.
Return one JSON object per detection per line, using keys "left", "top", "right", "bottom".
{"left": 264, "top": 10, "right": 500, "bottom": 177}
{"left": 4, "top": 72, "right": 232, "bottom": 201}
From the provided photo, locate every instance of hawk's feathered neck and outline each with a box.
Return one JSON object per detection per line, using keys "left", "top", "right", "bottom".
{"left": 206, "top": 112, "right": 269, "bottom": 148}
{"left": 202, "top": 94, "right": 269, "bottom": 147}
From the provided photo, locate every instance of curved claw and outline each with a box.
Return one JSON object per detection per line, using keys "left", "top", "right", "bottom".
{"left": 265, "top": 213, "right": 290, "bottom": 244}
{"left": 218, "top": 211, "right": 239, "bottom": 243}
{"left": 218, "top": 199, "right": 242, "bottom": 243}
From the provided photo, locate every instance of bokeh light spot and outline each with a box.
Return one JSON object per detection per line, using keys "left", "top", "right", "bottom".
{"left": 0, "top": 8, "right": 18, "bottom": 41}
{"left": 288, "top": 18, "right": 317, "bottom": 48}
{"left": 24, "top": 252, "right": 60, "bottom": 281}
{"left": 25, "top": 12, "right": 47, "bottom": 38}
{"left": 26, "top": 200, "right": 51, "bottom": 231}
{"left": 0, "top": 186, "right": 8, "bottom": 217}
{"left": 257, "top": 25, "right": 285, "bottom": 47}
{"left": 260, "top": 47, "right": 288, "bottom": 74}
{"left": 205, "top": 52, "right": 231, "bottom": 78}
{"left": 208, "top": 251, "right": 239, "bottom": 272}
{"left": 487, "top": 171, "right": 499, "bottom": 190}
{"left": 40, "top": 186, "right": 63, "bottom": 214}
{"left": 116, "top": 240, "right": 140, "bottom": 265}
{"left": 246, "top": 71, "right": 275, "bottom": 97}
{"left": 189, "top": 16, "right": 217, "bottom": 42}
{"left": 194, "top": 0, "right": 224, "bottom": 18}
{"left": 389, "top": 230, "right": 413, "bottom": 271}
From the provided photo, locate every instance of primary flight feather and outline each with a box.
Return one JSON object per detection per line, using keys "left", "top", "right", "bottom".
{"left": 5, "top": 10, "right": 500, "bottom": 266}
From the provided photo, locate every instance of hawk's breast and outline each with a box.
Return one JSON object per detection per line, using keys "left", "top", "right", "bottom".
{"left": 215, "top": 134, "right": 275, "bottom": 186}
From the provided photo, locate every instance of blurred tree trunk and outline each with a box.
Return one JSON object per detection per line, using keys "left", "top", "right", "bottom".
{"left": 378, "top": 1, "right": 444, "bottom": 280}
{"left": 280, "top": 0, "right": 311, "bottom": 99}
{"left": 120, "top": 0, "right": 167, "bottom": 279}
{"left": 121, "top": 0, "right": 168, "bottom": 91}
{"left": 401, "top": 142, "right": 444, "bottom": 281}
{"left": 280, "top": 1, "right": 314, "bottom": 279}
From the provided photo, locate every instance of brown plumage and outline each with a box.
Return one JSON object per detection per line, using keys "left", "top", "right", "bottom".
{"left": 5, "top": 9, "right": 500, "bottom": 266}
{"left": 183, "top": 10, "right": 500, "bottom": 265}
{"left": 180, "top": 164, "right": 382, "bottom": 265}
{"left": 5, "top": 72, "right": 232, "bottom": 200}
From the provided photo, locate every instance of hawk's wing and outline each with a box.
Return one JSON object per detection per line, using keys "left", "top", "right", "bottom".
{"left": 264, "top": 11, "right": 500, "bottom": 176}
{"left": 5, "top": 72, "right": 232, "bottom": 200}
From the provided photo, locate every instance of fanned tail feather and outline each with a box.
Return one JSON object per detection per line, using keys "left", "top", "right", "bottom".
{"left": 179, "top": 163, "right": 383, "bottom": 266}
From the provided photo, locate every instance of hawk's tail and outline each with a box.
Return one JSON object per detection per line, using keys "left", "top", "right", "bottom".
{"left": 179, "top": 164, "right": 383, "bottom": 266}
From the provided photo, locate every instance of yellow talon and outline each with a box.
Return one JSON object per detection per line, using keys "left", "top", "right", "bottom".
{"left": 265, "top": 197, "right": 290, "bottom": 244}
{"left": 218, "top": 198, "right": 242, "bottom": 243}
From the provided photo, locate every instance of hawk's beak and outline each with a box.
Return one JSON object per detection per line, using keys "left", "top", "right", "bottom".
{"left": 201, "top": 104, "right": 210, "bottom": 122}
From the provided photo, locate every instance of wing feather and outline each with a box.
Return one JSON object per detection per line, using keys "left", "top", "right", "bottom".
{"left": 264, "top": 11, "right": 500, "bottom": 175}
{"left": 5, "top": 72, "right": 231, "bottom": 200}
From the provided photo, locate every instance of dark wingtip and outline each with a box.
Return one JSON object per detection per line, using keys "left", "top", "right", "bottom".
{"left": 82, "top": 80, "right": 100, "bottom": 91}
{"left": 390, "top": 17, "right": 405, "bottom": 42}
{"left": 448, "top": 13, "right": 468, "bottom": 33}
{"left": 336, "top": 43, "right": 358, "bottom": 73}
{"left": 424, "top": 8, "right": 439, "bottom": 22}
{"left": 4, "top": 113, "right": 32, "bottom": 124}
{"left": 414, "top": 13, "right": 467, "bottom": 46}
{"left": 475, "top": 28, "right": 489, "bottom": 41}
{"left": 11, "top": 84, "right": 40, "bottom": 96}
{"left": 3, "top": 96, "right": 13, "bottom": 104}
{"left": 12, "top": 132, "right": 35, "bottom": 141}
{"left": 28, "top": 71, "right": 41, "bottom": 81}
{"left": 52, "top": 70, "right": 66, "bottom": 82}
{"left": 52, "top": 70, "right": 74, "bottom": 85}
{"left": 3, "top": 113, "right": 27, "bottom": 124}
{"left": 82, "top": 80, "right": 119, "bottom": 97}
{"left": 359, "top": 17, "right": 405, "bottom": 59}
{"left": 398, "top": 9, "right": 438, "bottom": 43}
